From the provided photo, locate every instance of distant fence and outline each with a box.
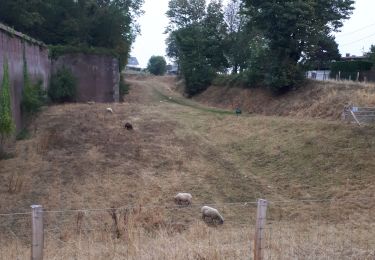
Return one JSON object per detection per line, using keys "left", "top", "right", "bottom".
{"left": 342, "top": 106, "right": 375, "bottom": 125}
{"left": 0, "top": 198, "right": 374, "bottom": 260}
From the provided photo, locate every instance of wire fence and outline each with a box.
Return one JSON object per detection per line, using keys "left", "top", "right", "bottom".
{"left": 0, "top": 199, "right": 375, "bottom": 260}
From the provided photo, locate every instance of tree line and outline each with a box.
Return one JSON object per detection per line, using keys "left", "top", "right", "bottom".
{"left": 166, "top": 0, "right": 354, "bottom": 96}
{"left": 0, "top": 0, "right": 144, "bottom": 69}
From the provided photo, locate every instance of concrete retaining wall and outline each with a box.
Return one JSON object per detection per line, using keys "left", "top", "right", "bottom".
{"left": 0, "top": 27, "right": 50, "bottom": 131}
{"left": 52, "top": 54, "right": 119, "bottom": 103}
{"left": 0, "top": 23, "right": 119, "bottom": 132}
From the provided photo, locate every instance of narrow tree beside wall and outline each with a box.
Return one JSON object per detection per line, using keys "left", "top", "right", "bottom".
{"left": 0, "top": 58, "right": 15, "bottom": 156}
{"left": 21, "top": 49, "right": 44, "bottom": 115}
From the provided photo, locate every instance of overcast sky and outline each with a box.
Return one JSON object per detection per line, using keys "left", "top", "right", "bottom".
{"left": 131, "top": 0, "right": 375, "bottom": 68}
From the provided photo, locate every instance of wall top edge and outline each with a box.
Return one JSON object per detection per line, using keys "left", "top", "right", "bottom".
{"left": 0, "top": 23, "right": 46, "bottom": 47}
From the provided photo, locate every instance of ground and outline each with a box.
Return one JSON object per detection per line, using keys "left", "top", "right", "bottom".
{"left": 0, "top": 75, "right": 374, "bottom": 259}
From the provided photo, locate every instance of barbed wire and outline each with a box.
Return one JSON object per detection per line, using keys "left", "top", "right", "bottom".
{"left": 1, "top": 196, "right": 374, "bottom": 217}
{"left": 0, "top": 212, "right": 32, "bottom": 217}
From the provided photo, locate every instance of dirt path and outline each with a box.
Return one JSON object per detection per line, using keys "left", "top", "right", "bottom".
{"left": 123, "top": 76, "right": 311, "bottom": 203}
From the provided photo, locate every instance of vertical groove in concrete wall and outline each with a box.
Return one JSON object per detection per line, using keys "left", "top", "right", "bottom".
{"left": 113, "top": 59, "right": 120, "bottom": 103}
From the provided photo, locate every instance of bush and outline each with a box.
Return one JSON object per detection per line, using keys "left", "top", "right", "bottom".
{"left": 212, "top": 70, "right": 265, "bottom": 88}
{"left": 0, "top": 58, "right": 15, "bottom": 157}
{"left": 119, "top": 74, "right": 129, "bottom": 101}
{"left": 48, "top": 68, "right": 77, "bottom": 103}
{"left": 22, "top": 79, "right": 45, "bottom": 115}
{"left": 0, "top": 58, "right": 15, "bottom": 138}
{"left": 182, "top": 63, "right": 215, "bottom": 96}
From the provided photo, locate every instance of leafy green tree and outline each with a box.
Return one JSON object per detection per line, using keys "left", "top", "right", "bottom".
{"left": 302, "top": 34, "right": 341, "bottom": 70}
{"left": 174, "top": 25, "right": 216, "bottom": 96}
{"left": 203, "top": 0, "right": 228, "bottom": 72}
{"left": 166, "top": 0, "right": 206, "bottom": 31}
{"left": 368, "top": 45, "right": 375, "bottom": 66}
{"left": 224, "top": 0, "right": 251, "bottom": 74}
{"left": 0, "top": 0, "right": 145, "bottom": 70}
{"left": 242, "top": 0, "right": 354, "bottom": 91}
{"left": 0, "top": 0, "right": 45, "bottom": 33}
{"left": 166, "top": 0, "right": 228, "bottom": 96}
{"left": 147, "top": 56, "right": 167, "bottom": 76}
{"left": 22, "top": 54, "right": 44, "bottom": 115}
{"left": 0, "top": 58, "right": 15, "bottom": 155}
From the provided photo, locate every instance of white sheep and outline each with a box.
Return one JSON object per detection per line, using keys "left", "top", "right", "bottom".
{"left": 174, "top": 193, "right": 192, "bottom": 206}
{"left": 106, "top": 107, "right": 113, "bottom": 113}
{"left": 201, "top": 206, "right": 224, "bottom": 225}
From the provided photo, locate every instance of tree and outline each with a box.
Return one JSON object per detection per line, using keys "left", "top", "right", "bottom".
{"left": 203, "top": 0, "right": 228, "bottom": 72}
{"left": 0, "top": 0, "right": 145, "bottom": 70}
{"left": 242, "top": 0, "right": 354, "bottom": 91}
{"left": 174, "top": 25, "right": 216, "bottom": 96}
{"left": 368, "top": 45, "right": 375, "bottom": 66}
{"left": 166, "top": 0, "right": 228, "bottom": 96}
{"left": 166, "top": 0, "right": 206, "bottom": 31}
{"left": 0, "top": 58, "right": 15, "bottom": 155}
{"left": 48, "top": 67, "right": 77, "bottom": 103}
{"left": 302, "top": 34, "right": 341, "bottom": 70}
{"left": 147, "top": 56, "right": 167, "bottom": 76}
{"left": 224, "top": 0, "right": 251, "bottom": 74}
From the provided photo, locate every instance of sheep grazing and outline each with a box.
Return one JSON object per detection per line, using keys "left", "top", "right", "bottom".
{"left": 174, "top": 193, "right": 192, "bottom": 206}
{"left": 124, "top": 122, "right": 133, "bottom": 130}
{"left": 106, "top": 107, "right": 113, "bottom": 113}
{"left": 87, "top": 101, "right": 95, "bottom": 105}
{"left": 201, "top": 206, "right": 224, "bottom": 225}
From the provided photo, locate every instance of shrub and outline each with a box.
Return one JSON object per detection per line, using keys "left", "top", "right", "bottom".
{"left": 22, "top": 78, "right": 45, "bottom": 115}
{"left": 119, "top": 74, "right": 129, "bottom": 101}
{"left": 48, "top": 68, "right": 77, "bottom": 103}
{"left": 0, "top": 58, "right": 15, "bottom": 157}
{"left": 331, "top": 61, "right": 373, "bottom": 81}
{"left": 0, "top": 59, "right": 15, "bottom": 137}
{"left": 213, "top": 71, "right": 265, "bottom": 88}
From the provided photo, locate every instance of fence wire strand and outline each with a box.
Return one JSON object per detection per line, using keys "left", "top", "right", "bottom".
{"left": 1, "top": 198, "right": 375, "bottom": 259}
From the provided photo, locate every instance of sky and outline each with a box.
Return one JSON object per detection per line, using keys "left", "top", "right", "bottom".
{"left": 131, "top": 0, "right": 375, "bottom": 68}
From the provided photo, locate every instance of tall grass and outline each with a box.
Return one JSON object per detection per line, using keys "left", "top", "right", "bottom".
{"left": 1, "top": 216, "right": 374, "bottom": 259}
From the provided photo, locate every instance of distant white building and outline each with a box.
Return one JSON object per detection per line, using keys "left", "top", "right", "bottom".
{"left": 126, "top": 57, "right": 141, "bottom": 71}
{"left": 306, "top": 70, "right": 330, "bottom": 81}
{"left": 167, "top": 63, "right": 178, "bottom": 75}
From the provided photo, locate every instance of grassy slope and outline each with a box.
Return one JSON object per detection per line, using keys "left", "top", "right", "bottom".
{"left": 2, "top": 76, "right": 374, "bottom": 214}
{"left": 195, "top": 79, "right": 375, "bottom": 120}
{"left": 0, "top": 75, "right": 374, "bottom": 258}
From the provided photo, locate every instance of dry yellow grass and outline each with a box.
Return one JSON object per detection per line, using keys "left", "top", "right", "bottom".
{"left": 1, "top": 216, "right": 374, "bottom": 259}
{"left": 0, "top": 75, "right": 375, "bottom": 259}
{"left": 195, "top": 79, "right": 375, "bottom": 120}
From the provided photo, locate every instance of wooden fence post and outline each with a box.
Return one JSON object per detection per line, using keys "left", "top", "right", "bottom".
{"left": 31, "top": 205, "right": 44, "bottom": 260}
{"left": 254, "top": 199, "right": 268, "bottom": 260}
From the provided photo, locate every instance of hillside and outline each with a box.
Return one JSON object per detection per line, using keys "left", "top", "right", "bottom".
{"left": 1, "top": 75, "right": 374, "bottom": 259}
{"left": 194, "top": 80, "right": 375, "bottom": 120}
